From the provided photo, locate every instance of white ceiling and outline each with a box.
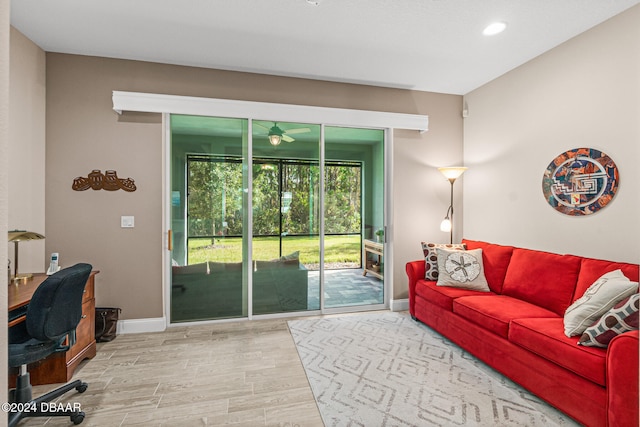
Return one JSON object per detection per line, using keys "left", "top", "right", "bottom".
{"left": 10, "top": 0, "right": 640, "bottom": 95}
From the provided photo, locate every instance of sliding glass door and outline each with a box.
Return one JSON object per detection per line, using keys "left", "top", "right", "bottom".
{"left": 324, "top": 126, "right": 385, "bottom": 309}
{"left": 169, "top": 115, "right": 386, "bottom": 323}
{"left": 251, "top": 121, "right": 321, "bottom": 315}
{"left": 170, "top": 116, "right": 249, "bottom": 322}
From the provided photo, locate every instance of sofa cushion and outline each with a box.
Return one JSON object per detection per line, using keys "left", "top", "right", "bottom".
{"left": 462, "top": 239, "right": 514, "bottom": 293}
{"left": 453, "top": 295, "right": 558, "bottom": 338}
{"left": 501, "top": 248, "right": 582, "bottom": 315}
{"left": 209, "top": 262, "right": 243, "bottom": 272}
{"left": 172, "top": 262, "right": 209, "bottom": 275}
{"left": 573, "top": 257, "right": 639, "bottom": 303}
{"left": 415, "top": 280, "right": 495, "bottom": 311}
{"left": 436, "top": 248, "right": 490, "bottom": 292}
{"left": 421, "top": 242, "right": 465, "bottom": 280}
{"left": 255, "top": 251, "right": 301, "bottom": 270}
{"left": 509, "top": 318, "right": 606, "bottom": 386}
{"left": 255, "top": 259, "right": 300, "bottom": 270}
{"left": 579, "top": 293, "right": 639, "bottom": 347}
{"left": 280, "top": 250, "right": 301, "bottom": 262}
{"left": 564, "top": 269, "right": 638, "bottom": 337}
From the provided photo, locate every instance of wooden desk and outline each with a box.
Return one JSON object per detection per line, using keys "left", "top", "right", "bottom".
{"left": 8, "top": 274, "right": 49, "bottom": 326}
{"left": 8, "top": 271, "right": 98, "bottom": 386}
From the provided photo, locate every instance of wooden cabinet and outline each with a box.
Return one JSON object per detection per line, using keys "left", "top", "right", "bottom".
{"left": 9, "top": 272, "right": 98, "bottom": 386}
{"left": 63, "top": 272, "right": 97, "bottom": 378}
{"left": 363, "top": 239, "right": 384, "bottom": 279}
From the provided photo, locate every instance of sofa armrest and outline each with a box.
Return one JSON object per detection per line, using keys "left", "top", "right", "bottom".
{"left": 405, "top": 260, "right": 425, "bottom": 317}
{"left": 606, "top": 330, "right": 639, "bottom": 427}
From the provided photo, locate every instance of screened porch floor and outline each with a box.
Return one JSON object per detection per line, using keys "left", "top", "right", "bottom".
{"left": 307, "top": 268, "right": 384, "bottom": 308}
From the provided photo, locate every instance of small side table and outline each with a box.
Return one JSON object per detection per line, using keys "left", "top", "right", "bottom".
{"left": 363, "top": 239, "right": 383, "bottom": 279}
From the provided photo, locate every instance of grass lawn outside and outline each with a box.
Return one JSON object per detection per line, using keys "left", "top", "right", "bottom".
{"left": 188, "top": 234, "right": 362, "bottom": 269}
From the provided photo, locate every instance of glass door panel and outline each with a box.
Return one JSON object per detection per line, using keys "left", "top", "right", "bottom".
{"left": 324, "top": 127, "right": 385, "bottom": 308}
{"left": 170, "top": 115, "right": 249, "bottom": 322}
{"left": 169, "top": 115, "right": 387, "bottom": 322}
{"left": 251, "top": 121, "right": 321, "bottom": 315}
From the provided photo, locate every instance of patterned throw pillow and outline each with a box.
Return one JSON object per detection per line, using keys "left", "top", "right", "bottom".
{"left": 435, "top": 248, "right": 490, "bottom": 292}
{"left": 563, "top": 269, "right": 638, "bottom": 337}
{"left": 421, "top": 242, "right": 466, "bottom": 280}
{"left": 579, "top": 293, "right": 639, "bottom": 348}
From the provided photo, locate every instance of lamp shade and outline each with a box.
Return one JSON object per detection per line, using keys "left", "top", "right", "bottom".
{"left": 438, "top": 167, "right": 468, "bottom": 181}
{"left": 269, "top": 134, "right": 282, "bottom": 146}
{"left": 440, "top": 218, "right": 452, "bottom": 232}
{"left": 268, "top": 124, "right": 284, "bottom": 146}
{"left": 8, "top": 230, "right": 45, "bottom": 282}
{"left": 8, "top": 230, "right": 45, "bottom": 242}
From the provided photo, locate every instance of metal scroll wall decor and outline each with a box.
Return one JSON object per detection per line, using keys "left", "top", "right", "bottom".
{"left": 542, "top": 147, "right": 618, "bottom": 216}
{"left": 72, "top": 170, "right": 137, "bottom": 192}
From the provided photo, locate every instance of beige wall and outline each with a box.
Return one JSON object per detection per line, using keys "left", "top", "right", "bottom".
{"left": 463, "top": 5, "right": 640, "bottom": 263}
{"left": 8, "top": 27, "right": 46, "bottom": 273}
{"left": 393, "top": 93, "right": 465, "bottom": 277}
{"left": 45, "top": 54, "right": 463, "bottom": 319}
{"left": 1, "top": 0, "right": 10, "bottom": 410}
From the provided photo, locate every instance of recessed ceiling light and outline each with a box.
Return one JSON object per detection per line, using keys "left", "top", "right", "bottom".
{"left": 483, "top": 22, "right": 507, "bottom": 36}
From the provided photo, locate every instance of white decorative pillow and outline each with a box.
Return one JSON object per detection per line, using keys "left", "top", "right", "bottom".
{"left": 421, "top": 242, "right": 466, "bottom": 280}
{"left": 564, "top": 269, "right": 639, "bottom": 337}
{"left": 436, "top": 248, "right": 490, "bottom": 292}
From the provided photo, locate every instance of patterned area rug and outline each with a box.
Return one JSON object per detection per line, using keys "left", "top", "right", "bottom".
{"left": 288, "top": 312, "right": 579, "bottom": 427}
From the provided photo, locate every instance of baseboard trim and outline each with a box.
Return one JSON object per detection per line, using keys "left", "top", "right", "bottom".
{"left": 390, "top": 298, "right": 409, "bottom": 312}
{"left": 117, "top": 317, "right": 166, "bottom": 335}
{"left": 115, "top": 303, "right": 409, "bottom": 334}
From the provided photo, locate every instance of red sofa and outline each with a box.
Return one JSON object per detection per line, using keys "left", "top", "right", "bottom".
{"left": 406, "top": 239, "right": 639, "bottom": 427}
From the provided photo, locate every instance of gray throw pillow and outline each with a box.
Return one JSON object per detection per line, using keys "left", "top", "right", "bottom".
{"left": 421, "top": 242, "right": 466, "bottom": 280}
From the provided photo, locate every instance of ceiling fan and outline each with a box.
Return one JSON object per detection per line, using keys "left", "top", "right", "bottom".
{"left": 255, "top": 122, "right": 311, "bottom": 146}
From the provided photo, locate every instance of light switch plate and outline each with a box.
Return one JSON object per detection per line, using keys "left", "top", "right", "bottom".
{"left": 121, "top": 216, "right": 135, "bottom": 228}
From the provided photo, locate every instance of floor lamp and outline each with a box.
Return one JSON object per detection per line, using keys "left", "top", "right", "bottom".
{"left": 8, "top": 230, "right": 45, "bottom": 282}
{"left": 438, "top": 167, "right": 468, "bottom": 244}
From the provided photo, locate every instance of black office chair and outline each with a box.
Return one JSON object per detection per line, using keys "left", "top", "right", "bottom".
{"left": 8, "top": 263, "right": 93, "bottom": 426}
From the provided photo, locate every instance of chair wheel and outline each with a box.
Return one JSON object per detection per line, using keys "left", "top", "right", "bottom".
{"left": 71, "top": 411, "right": 85, "bottom": 424}
{"left": 75, "top": 382, "right": 88, "bottom": 393}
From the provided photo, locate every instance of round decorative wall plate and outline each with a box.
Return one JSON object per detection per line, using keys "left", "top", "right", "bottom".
{"left": 542, "top": 147, "right": 619, "bottom": 216}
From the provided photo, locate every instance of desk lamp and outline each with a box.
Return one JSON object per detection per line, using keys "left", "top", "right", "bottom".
{"left": 438, "top": 167, "right": 467, "bottom": 244}
{"left": 8, "top": 230, "right": 45, "bottom": 282}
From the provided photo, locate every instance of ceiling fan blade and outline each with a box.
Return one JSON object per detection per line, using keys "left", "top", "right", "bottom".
{"left": 284, "top": 127, "right": 311, "bottom": 135}
{"left": 282, "top": 134, "right": 295, "bottom": 143}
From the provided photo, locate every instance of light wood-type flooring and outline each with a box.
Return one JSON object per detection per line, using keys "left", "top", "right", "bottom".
{"left": 19, "top": 318, "right": 325, "bottom": 426}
